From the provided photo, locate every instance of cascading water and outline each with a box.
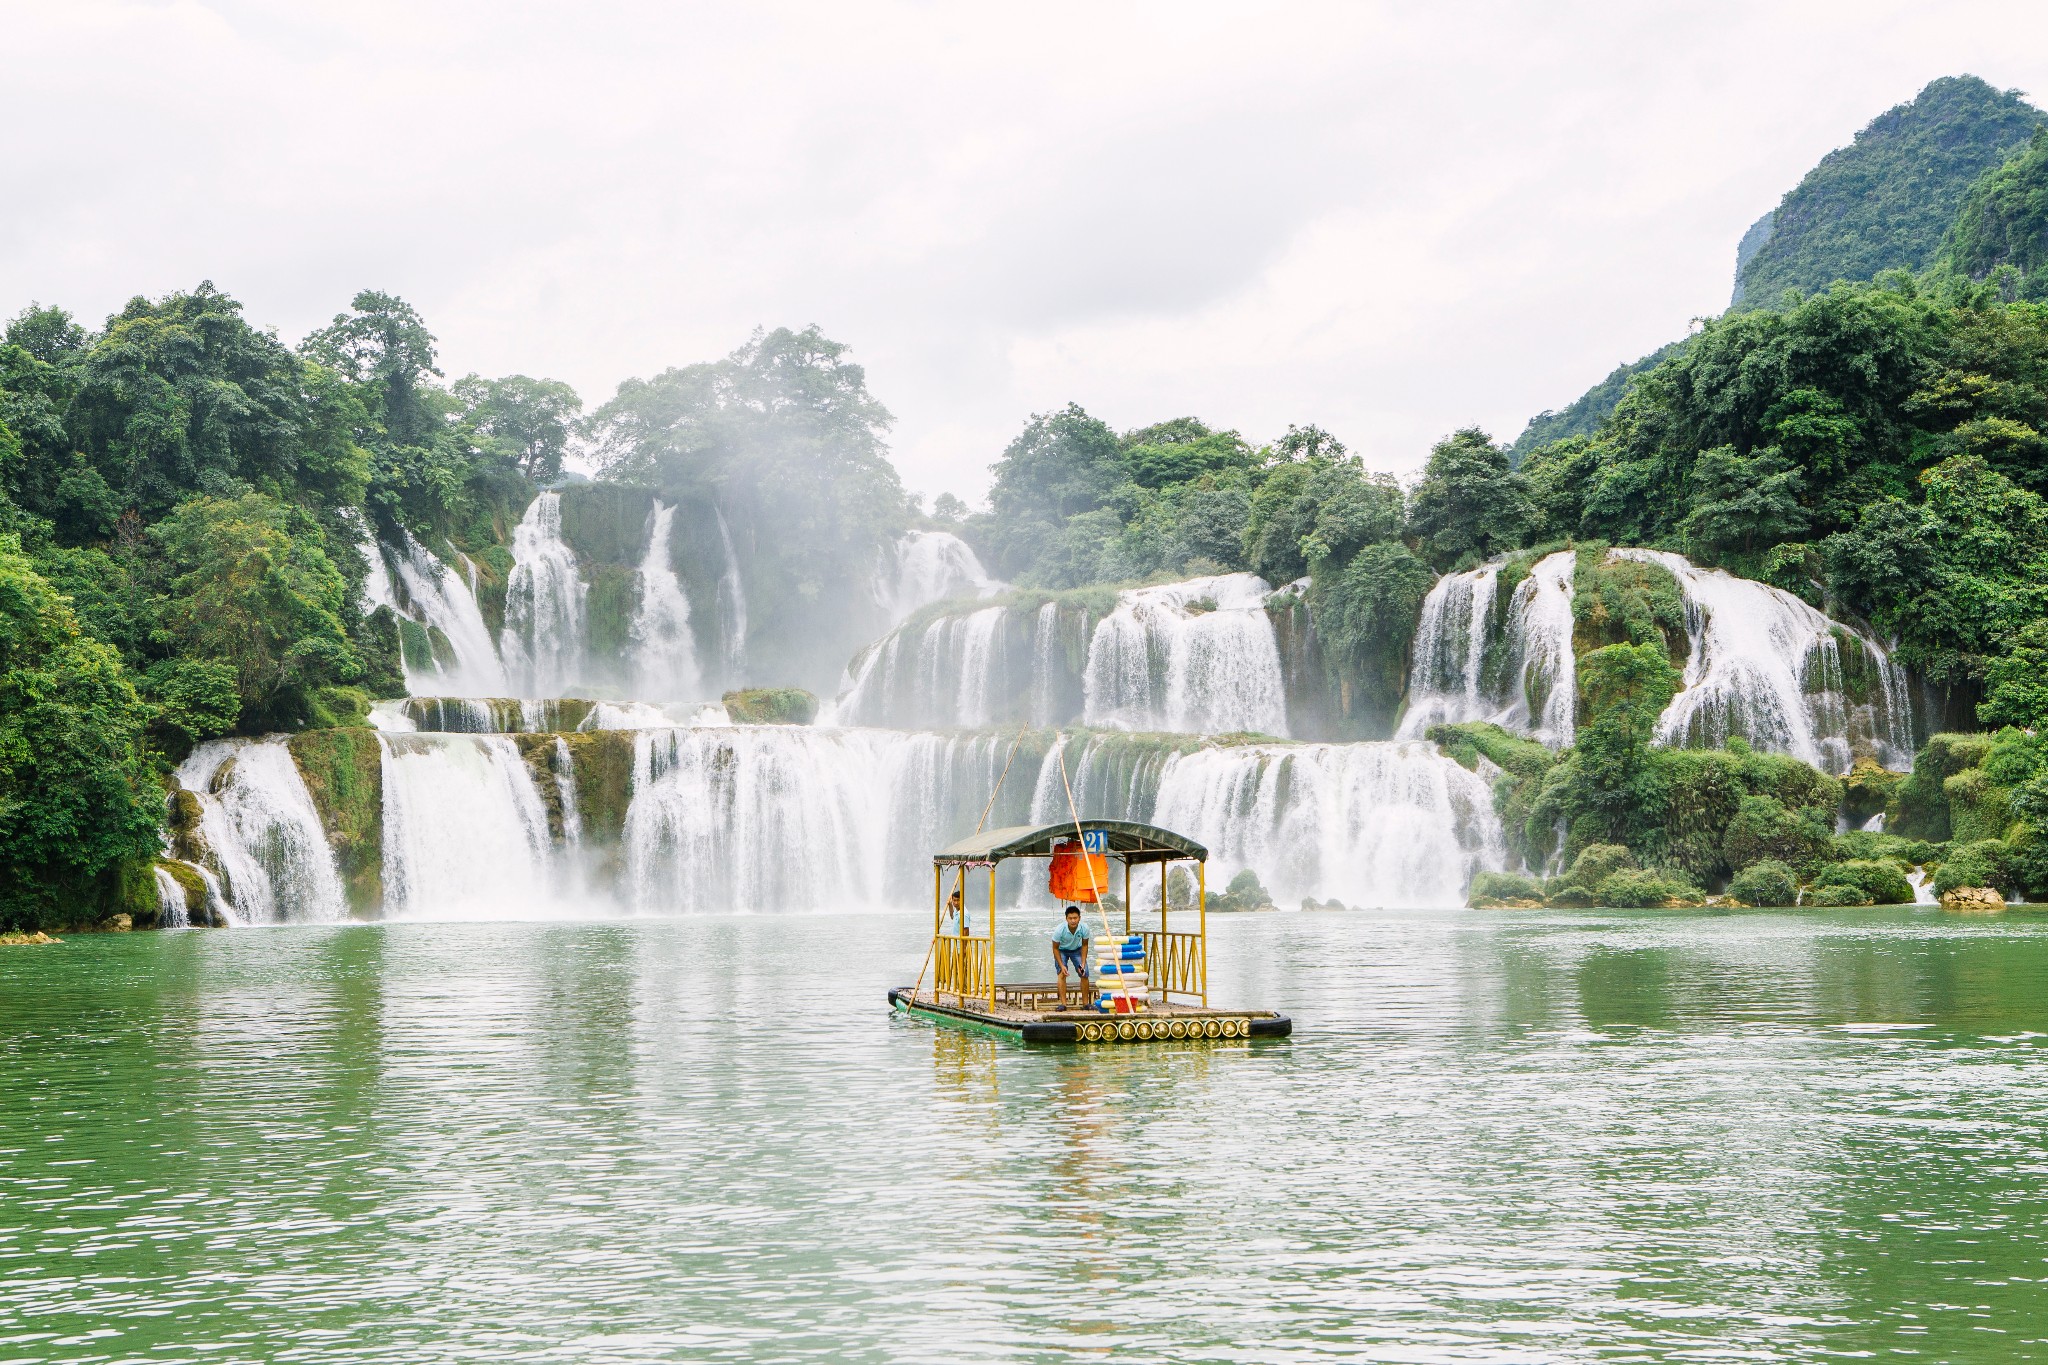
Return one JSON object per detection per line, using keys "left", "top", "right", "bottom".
{"left": 621, "top": 727, "right": 1028, "bottom": 912}
{"left": 379, "top": 734, "right": 566, "bottom": 920}
{"left": 362, "top": 525, "right": 510, "bottom": 696}
{"left": 1611, "top": 549, "right": 1915, "bottom": 772}
{"left": 875, "top": 530, "right": 999, "bottom": 625}
{"left": 1083, "top": 574, "right": 1289, "bottom": 736}
{"left": 153, "top": 866, "right": 189, "bottom": 928}
{"left": 1398, "top": 551, "right": 1577, "bottom": 747}
{"left": 174, "top": 740, "right": 349, "bottom": 924}
{"left": 714, "top": 509, "right": 749, "bottom": 683}
{"left": 500, "top": 491, "right": 588, "bottom": 696}
{"left": 630, "top": 501, "right": 703, "bottom": 700}
{"left": 1130, "top": 739, "right": 1503, "bottom": 910}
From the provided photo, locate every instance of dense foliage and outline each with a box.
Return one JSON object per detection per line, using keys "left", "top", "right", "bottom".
{"left": 0, "top": 282, "right": 577, "bottom": 925}
{"left": 1733, "top": 76, "right": 2042, "bottom": 307}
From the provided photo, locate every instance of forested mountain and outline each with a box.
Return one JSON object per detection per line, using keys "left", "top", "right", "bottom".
{"left": 1512, "top": 76, "right": 2045, "bottom": 472}
{"left": 1732, "top": 75, "right": 2043, "bottom": 307}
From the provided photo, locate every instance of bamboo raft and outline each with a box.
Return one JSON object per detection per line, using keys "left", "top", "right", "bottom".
{"left": 889, "top": 818, "right": 1293, "bottom": 1046}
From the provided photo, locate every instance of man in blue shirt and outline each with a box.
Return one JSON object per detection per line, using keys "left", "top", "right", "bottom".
{"left": 1052, "top": 905, "right": 1092, "bottom": 1009}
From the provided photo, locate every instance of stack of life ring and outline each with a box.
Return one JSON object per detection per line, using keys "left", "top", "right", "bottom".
{"left": 1094, "top": 935, "right": 1148, "bottom": 1013}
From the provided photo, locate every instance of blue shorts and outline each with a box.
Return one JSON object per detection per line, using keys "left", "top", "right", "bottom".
{"left": 1056, "top": 947, "right": 1088, "bottom": 977}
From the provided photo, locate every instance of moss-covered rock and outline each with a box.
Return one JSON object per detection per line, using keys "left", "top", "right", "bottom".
{"left": 561, "top": 730, "right": 636, "bottom": 847}
{"left": 158, "top": 859, "right": 209, "bottom": 924}
{"left": 1573, "top": 546, "right": 1691, "bottom": 668}
{"left": 287, "top": 728, "right": 383, "bottom": 915}
{"left": 723, "top": 688, "right": 819, "bottom": 725}
{"left": 1841, "top": 758, "right": 1903, "bottom": 827}
{"left": 1595, "top": 868, "right": 1705, "bottom": 907}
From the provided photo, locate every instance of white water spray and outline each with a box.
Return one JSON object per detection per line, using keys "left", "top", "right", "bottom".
{"left": 631, "top": 501, "right": 703, "bottom": 700}
{"left": 1612, "top": 549, "right": 1914, "bottom": 772}
{"left": 1083, "top": 574, "right": 1288, "bottom": 736}
{"left": 500, "top": 492, "right": 588, "bottom": 696}
{"left": 174, "top": 740, "right": 349, "bottom": 924}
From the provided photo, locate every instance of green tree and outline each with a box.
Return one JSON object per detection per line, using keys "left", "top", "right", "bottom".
{"left": 974, "top": 404, "right": 1123, "bottom": 582}
{"left": 1679, "top": 444, "right": 1809, "bottom": 556}
{"left": 0, "top": 535, "right": 160, "bottom": 928}
{"left": 1981, "top": 619, "right": 2048, "bottom": 728}
{"left": 455, "top": 373, "right": 583, "bottom": 481}
{"left": 1310, "top": 542, "right": 1435, "bottom": 732}
{"left": 149, "top": 493, "right": 359, "bottom": 728}
{"left": 1406, "top": 427, "right": 1532, "bottom": 568}
{"left": 1564, "top": 643, "right": 1682, "bottom": 845}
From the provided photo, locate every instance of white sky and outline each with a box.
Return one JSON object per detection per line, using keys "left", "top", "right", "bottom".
{"left": 5, "top": 1, "right": 2047, "bottom": 503}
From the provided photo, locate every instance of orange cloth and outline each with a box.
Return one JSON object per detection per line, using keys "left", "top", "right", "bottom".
{"left": 1048, "top": 840, "right": 1109, "bottom": 903}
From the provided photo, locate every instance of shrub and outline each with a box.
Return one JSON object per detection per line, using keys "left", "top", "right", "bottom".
{"left": 1722, "top": 794, "right": 1834, "bottom": 877}
{"left": 1727, "top": 860, "right": 1799, "bottom": 907}
{"left": 1467, "top": 871, "right": 1545, "bottom": 906}
{"left": 1932, "top": 839, "right": 2012, "bottom": 897}
{"left": 1811, "top": 858, "right": 1915, "bottom": 905}
{"left": 1893, "top": 733, "right": 1995, "bottom": 840}
{"left": 1565, "top": 843, "right": 1636, "bottom": 890}
{"left": 1596, "top": 868, "right": 1705, "bottom": 908}
{"left": 1831, "top": 830, "right": 1942, "bottom": 865}
{"left": 1804, "top": 883, "right": 1874, "bottom": 908}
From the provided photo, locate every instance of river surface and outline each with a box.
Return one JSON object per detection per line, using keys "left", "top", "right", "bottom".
{"left": 6, "top": 907, "right": 2048, "bottom": 1363}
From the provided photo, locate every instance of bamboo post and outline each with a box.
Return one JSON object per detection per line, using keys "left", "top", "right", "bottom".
{"left": 1197, "top": 859, "right": 1208, "bottom": 1006}
{"left": 987, "top": 862, "right": 997, "bottom": 1012}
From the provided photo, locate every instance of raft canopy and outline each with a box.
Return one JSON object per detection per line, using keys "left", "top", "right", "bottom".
{"left": 932, "top": 819, "right": 1206, "bottom": 866}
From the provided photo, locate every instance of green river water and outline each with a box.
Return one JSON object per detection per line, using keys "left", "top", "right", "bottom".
{"left": 6, "top": 907, "right": 2048, "bottom": 1363}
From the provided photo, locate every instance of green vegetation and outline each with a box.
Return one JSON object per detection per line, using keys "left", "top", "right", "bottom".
{"left": 0, "top": 281, "right": 573, "bottom": 925}
{"left": 1727, "top": 860, "right": 1797, "bottom": 908}
{"left": 1734, "top": 76, "right": 2043, "bottom": 307}
{"left": 722, "top": 687, "right": 818, "bottom": 725}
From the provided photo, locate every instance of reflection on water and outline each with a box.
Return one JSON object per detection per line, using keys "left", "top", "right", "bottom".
{"left": 6, "top": 908, "right": 2048, "bottom": 1362}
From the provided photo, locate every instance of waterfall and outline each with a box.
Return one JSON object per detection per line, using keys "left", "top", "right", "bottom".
{"left": 875, "top": 530, "right": 998, "bottom": 625}
{"left": 714, "top": 509, "right": 749, "bottom": 682}
{"left": 631, "top": 501, "right": 703, "bottom": 700}
{"left": 153, "top": 866, "right": 189, "bottom": 928}
{"left": 379, "top": 734, "right": 565, "bottom": 920}
{"left": 1611, "top": 550, "right": 1915, "bottom": 772}
{"left": 1149, "top": 741, "right": 1506, "bottom": 910}
{"left": 622, "top": 727, "right": 1023, "bottom": 912}
{"left": 1029, "top": 601, "right": 1062, "bottom": 727}
{"left": 1082, "top": 574, "right": 1288, "bottom": 736}
{"left": 173, "top": 740, "right": 348, "bottom": 924}
{"left": 500, "top": 491, "right": 588, "bottom": 696}
{"left": 1399, "top": 564, "right": 1498, "bottom": 738}
{"left": 362, "top": 524, "right": 510, "bottom": 697}
{"left": 1908, "top": 867, "right": 1938, "bottom": 906}
{"left": 554, "top": 738, "right": 583, "bottom": 848}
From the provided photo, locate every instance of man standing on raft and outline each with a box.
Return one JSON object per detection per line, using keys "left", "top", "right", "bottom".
{"left": 1052, "top": 905, "right": 1092, "bottom": 1010}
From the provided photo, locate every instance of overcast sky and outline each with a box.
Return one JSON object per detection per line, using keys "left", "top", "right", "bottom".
{"left": 6, "top": 2, "right": 2048, "bottom": 502}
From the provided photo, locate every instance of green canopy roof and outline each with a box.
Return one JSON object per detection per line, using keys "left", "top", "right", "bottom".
{"left": 932, "top": 820, "right": 1206, "bottom": 865}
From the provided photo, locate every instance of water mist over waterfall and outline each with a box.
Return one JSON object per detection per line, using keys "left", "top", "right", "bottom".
{"left": 715, "top": 509, "right": 749, "bottom": 681}
{"left": 1083, "top": 574, "right": 1288, "bottom": 736}
{"left": 500, "top": 492, "right": 588, "bottom": 696}
{"left": 874, "top": 530, "right": 998, "bottom": 626}
{"left": 631, "top": 501, "right": 703, "bottom": 700}
{"left": 1612, "top": 549, "right": 1915, "bottom": 772}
